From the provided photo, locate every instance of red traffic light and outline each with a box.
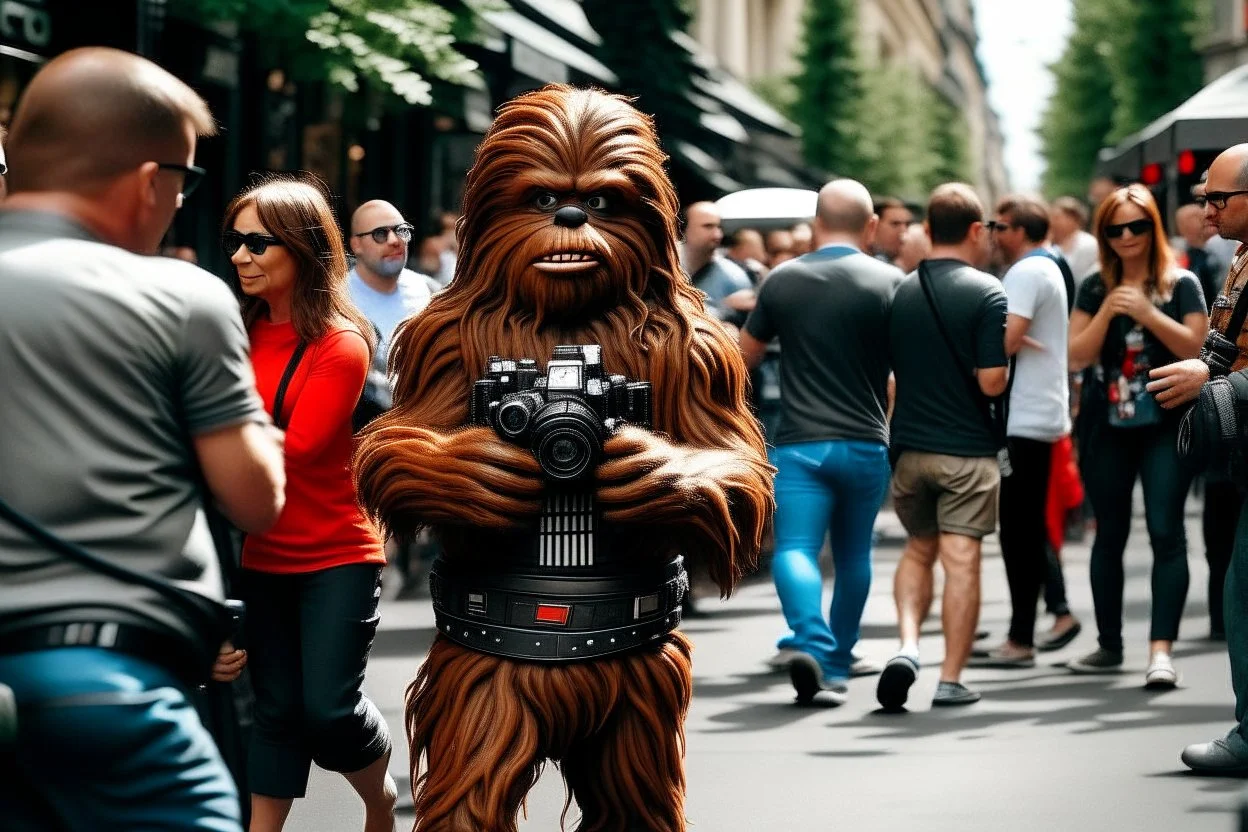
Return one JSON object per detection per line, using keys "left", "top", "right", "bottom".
{"left": 1142, "top": 163, "right": 1163, "bottom": 185}
{"left": 1178, "top": 150, "right": 1196, "bottom": 176}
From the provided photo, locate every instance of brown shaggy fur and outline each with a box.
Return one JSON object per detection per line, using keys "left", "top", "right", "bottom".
{"left": 354, "top": 85, "right": 774, "bottom": 831}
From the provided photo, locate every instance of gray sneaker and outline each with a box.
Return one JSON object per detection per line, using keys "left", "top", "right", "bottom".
{"left": 788, "top": 652, "right": 848, "bottom": 706}
{"left": 1067, "top": 647, "right": 1124, "bottom": 674}
{"left": 765, "top": 648, "right": 802, "bottom": 671}
{"left": 1181, "top": 735, "right": 1248, "bottom": 776}
{"left": 932, "top": 681, "right": 981, "bottom": 706}
{"left": 850, "top": 654, "right": 882, "bottom": 677}
{"left": 876, "top": 654, "right": 919, "bottom": 712}
{"left": 967, "top": 645, "right": 1036, "bottom": 668}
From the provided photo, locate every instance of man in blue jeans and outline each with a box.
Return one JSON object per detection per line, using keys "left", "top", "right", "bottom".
{"left": 741, "top": 179, "right": 903, "bottom": 704}
{"left": 0, "top": 50, "right": 286, "bottom": 829}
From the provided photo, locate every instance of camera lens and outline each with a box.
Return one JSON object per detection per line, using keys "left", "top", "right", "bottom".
{"left": 494, "top": 392, "right": 542, "bottom": 440}
{"left": 530, "top": 399, "right": 604, "bottom": 481}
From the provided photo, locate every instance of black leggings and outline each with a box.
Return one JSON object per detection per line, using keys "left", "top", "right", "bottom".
{"left": 1081, "top": 419, "right": 1192, "bottom": 651}
{"left": 241, "top": 564, "right": 391, "bottom": 799}
{"left": 1204, "top": 479, "right": 1243, "bottom": 634}
{"left": 999, "top": 437, "right": 1054, "bottom": 647}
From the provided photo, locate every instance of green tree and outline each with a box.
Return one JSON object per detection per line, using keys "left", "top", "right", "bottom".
{"left": 789, "top": 0, "right": 864, "bottom": 174}
{"left": 1105, "top": 0, "right": 1206, "bottom": 143}
{"left": 1038, "top": 0, "right": 1117, "bottom": 199}
{"left": 583, "top": 0, "right": 709, "bottom": 143}
{"left": 180, "top": 0, "right": 490, "bottom": 106}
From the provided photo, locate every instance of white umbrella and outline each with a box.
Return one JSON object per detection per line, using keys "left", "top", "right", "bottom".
{"left": 714, "top": 187, "right": 817, "bottom": 231}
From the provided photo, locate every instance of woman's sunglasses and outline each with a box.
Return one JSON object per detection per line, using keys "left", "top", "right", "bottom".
{"left": 222, "top": 230, "right": 283, "bottom": 256}
{"left": 1104, "top": 219, "right": 1153, "bottom": 239}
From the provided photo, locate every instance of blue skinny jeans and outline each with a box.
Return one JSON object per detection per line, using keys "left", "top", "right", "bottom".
{"left": 771, "top": 439, "right": 891, "bottom": 679}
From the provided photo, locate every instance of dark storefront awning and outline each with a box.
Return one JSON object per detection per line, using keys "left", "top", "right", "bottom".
{"left": 1101, "top": 64, "right": 1248, "bottom": 171}
{"left": 483, "top": 8, "right": 617, "bottom": 86}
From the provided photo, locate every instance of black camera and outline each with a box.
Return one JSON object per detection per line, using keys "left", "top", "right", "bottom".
{"left": 1200, "top": 329, "right": 1240, "bottom": 378}
{"left": 469, "top": 345, "right": 652, "bottom": 481}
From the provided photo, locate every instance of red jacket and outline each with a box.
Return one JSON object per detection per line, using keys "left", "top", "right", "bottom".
{"left": 242, "top": 318, "right": 384, "bottom": 573}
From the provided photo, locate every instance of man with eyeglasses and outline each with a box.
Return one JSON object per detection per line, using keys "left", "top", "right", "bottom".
{"left": 347, "top": 200, "right": 438, "bottom": 362}
{"left": 0, "top": 48, "right": 287, "bottom": 830}
{"left": 1161, "top": 144, "right": 1248, "bottom": 776}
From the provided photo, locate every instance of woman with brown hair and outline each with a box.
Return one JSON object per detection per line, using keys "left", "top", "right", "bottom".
{"left": 221, "top": 176, "right": 395, "bottom": 831}
{"left": 1067, "top": 184, "right": 1208, "bottom": 687}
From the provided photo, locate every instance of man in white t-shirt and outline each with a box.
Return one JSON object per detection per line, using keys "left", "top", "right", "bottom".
{"left": 347, "top": 199, "right": 437, "bottom": 361}
{"left": 972, "top": 195, "right": 1071, "bottom": 668}
{"left": 1050, "top": 196, "right": 1100, "bottom": 279}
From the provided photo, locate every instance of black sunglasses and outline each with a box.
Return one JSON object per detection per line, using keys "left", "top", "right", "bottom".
{"left": 1201, "top": 190, "right": 1248, "bottom": 211}
{"left": 1104, "top": 219, "right": 1153, "bottom": 239}
{"left": 157, "top": 163, "right": 206, "bottom": 198}
{"left": 222, "top": 230, "right": 283, "bottom": 256}
{"left": 985, "top": 220, "right": 1013, "bottom": 232}
{"left": 352, "top": 223, "right": 414, "bottom": 244}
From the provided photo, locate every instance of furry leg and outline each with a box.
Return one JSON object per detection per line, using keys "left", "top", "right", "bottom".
{"left": 561, "top": 634, "right": 693, "bottom": 832}
{"left": 407, "top": 638, "right": 545, "bottom": 832}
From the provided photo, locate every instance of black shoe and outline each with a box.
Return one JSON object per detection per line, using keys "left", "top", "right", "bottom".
{"left": 1067, "top": 647, "right": 1124, "bottom": 673}
{"left": 876, "top": 654, "right": 919, "bottom": 712}
{"left": 1036, "top": 619, "right": 1082, "bottom": 652}
{"left": 788, "top": 652, "right": 848, "bottom": 706}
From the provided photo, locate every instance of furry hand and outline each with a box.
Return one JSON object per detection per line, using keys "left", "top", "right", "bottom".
{"left": 595, "top": 426, "right": 735, "bottom": 523}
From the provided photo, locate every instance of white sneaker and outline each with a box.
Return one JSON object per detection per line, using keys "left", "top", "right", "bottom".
{"left": 849, "top": 655, "right": 882, "bottom": 677}
{"left": 1145, "top": 652, "right": 1179, "bottom": 690}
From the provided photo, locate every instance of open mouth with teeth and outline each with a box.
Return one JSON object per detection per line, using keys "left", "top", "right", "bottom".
{"left": 533, "top": 252, "right": 600, "bottom": 273}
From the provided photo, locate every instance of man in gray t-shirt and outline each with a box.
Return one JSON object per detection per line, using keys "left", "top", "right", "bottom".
{"left": 0, "top": 49, "right": 284, "bottom": 831}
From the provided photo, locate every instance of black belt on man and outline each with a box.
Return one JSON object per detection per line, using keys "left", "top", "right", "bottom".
{"left": 0, "top": 620, "right": 205, "bottom": 688}
{"left": 430, "top": 554, "right": 688, "bottom": 662}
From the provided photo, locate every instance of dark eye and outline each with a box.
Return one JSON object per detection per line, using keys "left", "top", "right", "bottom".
{"left": 585, "top": 194, "right": 608, "bottom": 211}
{"left": 535, "top": 192, "right": 558, "bottom": 210}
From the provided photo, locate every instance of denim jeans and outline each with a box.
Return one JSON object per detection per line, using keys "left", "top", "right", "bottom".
{"left": 0, "top": 647, "right": 241, "bottom": 831}
{"left": 771, "top": 439, "right": 891, "bottom": 679}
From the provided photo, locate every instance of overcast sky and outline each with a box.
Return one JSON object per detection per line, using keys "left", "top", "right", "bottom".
{"left": 973, "top": 0, "right": 1073, "bottom": 193}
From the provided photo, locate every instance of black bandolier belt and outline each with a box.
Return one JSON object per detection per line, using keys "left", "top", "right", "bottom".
{"left": 429, "top": 494, "right": 688, "bottom": 662}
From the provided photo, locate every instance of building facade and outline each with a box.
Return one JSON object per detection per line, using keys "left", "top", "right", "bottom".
{"left": 690, "top": 0, "right": 1008, "bottom": 202}
{"left": 1201, "top": 0, "right": 1248, "bottom": 82}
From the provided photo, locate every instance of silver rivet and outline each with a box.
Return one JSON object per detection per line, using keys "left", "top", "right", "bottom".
{"left": 463, "top": 631, "right": 470, "bottom": 637}
{"left": 535, "top": 641, "right": 542, "bottom": 646}
{"left": 494, "top": 638, "right": 502, "bottom": 643}
{"left": 610, "top": 638, "right": 616, "bottom": 643}
{"left": 631, "top": 631, "right": 637, "bottom": 636}
{"left": 571, "top": 647, "right": 578, "bottom": 651}
{"left": 587, "top": 639, "right": 594, "bottom": 646}
{"left": 481, "top": 630, "right": 487, "bottom": 635}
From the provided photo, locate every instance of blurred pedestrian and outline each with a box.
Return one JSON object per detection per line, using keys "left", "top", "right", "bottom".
{"left": 433, "top": 211, "right": 459, "bottom": 286}
{"left": 347, "top": 199, "right": 435, "bottom": 361}
{"left": 971, "top": 196, "right": 1071, "bottom": 668}
{"left": 897, "top": 221, "right": 931, "bottom": 274}
{"left": 872, "top": 196, "right": 913, "bottom": 266}
{"left": 162, "top": 244, "right": 199, "bottom": 264}
{"left": 682, "top": 200, "right": 753, "bottom": 325}
{"left": 1067, "top": 184, "right": 1207, "bottom": 686}
{"left": 724, "top": 227, "right": 768, "bottom": 284}
{"left": 1087, "top": 176, "right": 1116, "bottom": 213}
{"left": 0, "top": 47, "right": 285, "bottom": 831}
{"left": 740, "top": 179, "right": 902, "bottom": 704}
{"left": 878, "top": 183, "right": 1008, "bottom": 710}
{"left": 1161, "top": 144, "right": 1248, "bottom": 773}
{"left": 224, "top": 177, "right": 397, "bottom": 832}
{"left": 1050, "top": 196, "right": 1099, "bottom": 280}
{"left": 1176, "top": 202, "right": 1229, "bottom": 312}
{"left": 790, "top": 221, "right": 814, "bottom": 255}
{"left": 765, "top": 227, "right": 796, "bottom": 267}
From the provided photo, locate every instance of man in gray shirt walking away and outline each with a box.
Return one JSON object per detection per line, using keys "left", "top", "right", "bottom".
{"left": 741, "top": 179, "right": 903, "bottom": 705}
{"left": 0, "top": 48, "right": 285, "bottom": 830}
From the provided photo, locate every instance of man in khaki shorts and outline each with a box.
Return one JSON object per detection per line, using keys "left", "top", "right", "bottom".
{"left": 877, "top": 183, "right": 1009, "bottom": 710}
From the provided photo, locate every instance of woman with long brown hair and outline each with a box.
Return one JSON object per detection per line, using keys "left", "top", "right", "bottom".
{"left": 1067, "top": 184, "right": 1208, "bottom": 686}
{"left": 221, "top": 176, "right": 395, "bottom": 832}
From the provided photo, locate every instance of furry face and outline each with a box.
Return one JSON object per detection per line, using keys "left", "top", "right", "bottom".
{"left": 452, "top": 86, "right": 684, "bottom": 327}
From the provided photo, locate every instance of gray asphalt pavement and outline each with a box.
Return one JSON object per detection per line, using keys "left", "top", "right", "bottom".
{"left": 289, "top": 502, "right": 1247, "bottom": 831}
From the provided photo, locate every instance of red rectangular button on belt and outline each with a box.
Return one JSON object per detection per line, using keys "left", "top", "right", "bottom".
{"left": 534, "top": 604, "right": 571, "bottom": 625}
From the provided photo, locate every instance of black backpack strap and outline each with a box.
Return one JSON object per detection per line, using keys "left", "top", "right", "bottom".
{"left": 917, "top": 262, "right": 1009, "bottom": 447}
{"left": 272, "top": 341, "right": 309, "bottom": 431}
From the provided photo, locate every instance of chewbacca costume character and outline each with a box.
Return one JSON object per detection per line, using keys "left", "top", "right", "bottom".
{"left": 354, "top": 86, "right": 773, "bottom": 832}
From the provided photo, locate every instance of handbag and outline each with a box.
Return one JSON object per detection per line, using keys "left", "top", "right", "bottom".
{"left": 917, "top": 262, "right": 1013, "bottom": 476}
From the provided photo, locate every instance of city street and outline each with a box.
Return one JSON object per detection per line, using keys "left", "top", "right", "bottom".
{"left": 290, "top": 502, "right": 1247, "bottom": 831}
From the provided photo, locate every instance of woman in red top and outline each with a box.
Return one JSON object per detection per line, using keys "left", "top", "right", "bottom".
{"left": 222, "top": 177, "right": 395, "bottom": 832}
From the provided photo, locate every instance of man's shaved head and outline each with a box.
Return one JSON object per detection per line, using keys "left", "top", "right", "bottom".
{"left": 7, "top": 47, "right": 215, "bottom": 195}
{"left": 816, "top": 179, "right": 874, "bottom": 233}
{"left": 352, "top": 199, "right": 404, "bottom": 234}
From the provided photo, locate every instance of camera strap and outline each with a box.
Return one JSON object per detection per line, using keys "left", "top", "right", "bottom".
{"left": 0, "top": 492, "right": 227, "bottom": 638}
{"left": 272, "top": 340, "right": 309, "bottom": 431}
{"left": 917, "top": 262, "right": 1012, "bottom": 451}
{"left": 1222, "top": 276, "right": 1248, "bottom": 340}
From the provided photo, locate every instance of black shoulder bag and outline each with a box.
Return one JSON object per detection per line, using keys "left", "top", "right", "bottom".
{"left": 917, "top": 262, "right": 1013, "bottom": 476}
{"left": 1177, "top": 282, "right": 1248, "bottom": 483}
{"left": 273, "top": 340, "right": 309, "bottom": 431}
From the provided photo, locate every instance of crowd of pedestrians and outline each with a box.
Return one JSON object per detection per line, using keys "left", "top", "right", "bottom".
{"left": 5, "top": 45, "right": 1248, "bottom": 832}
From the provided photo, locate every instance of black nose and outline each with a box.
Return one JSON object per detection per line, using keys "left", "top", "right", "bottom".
{"left": 554, "top": 206, "right": 588, "bottom": 228}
